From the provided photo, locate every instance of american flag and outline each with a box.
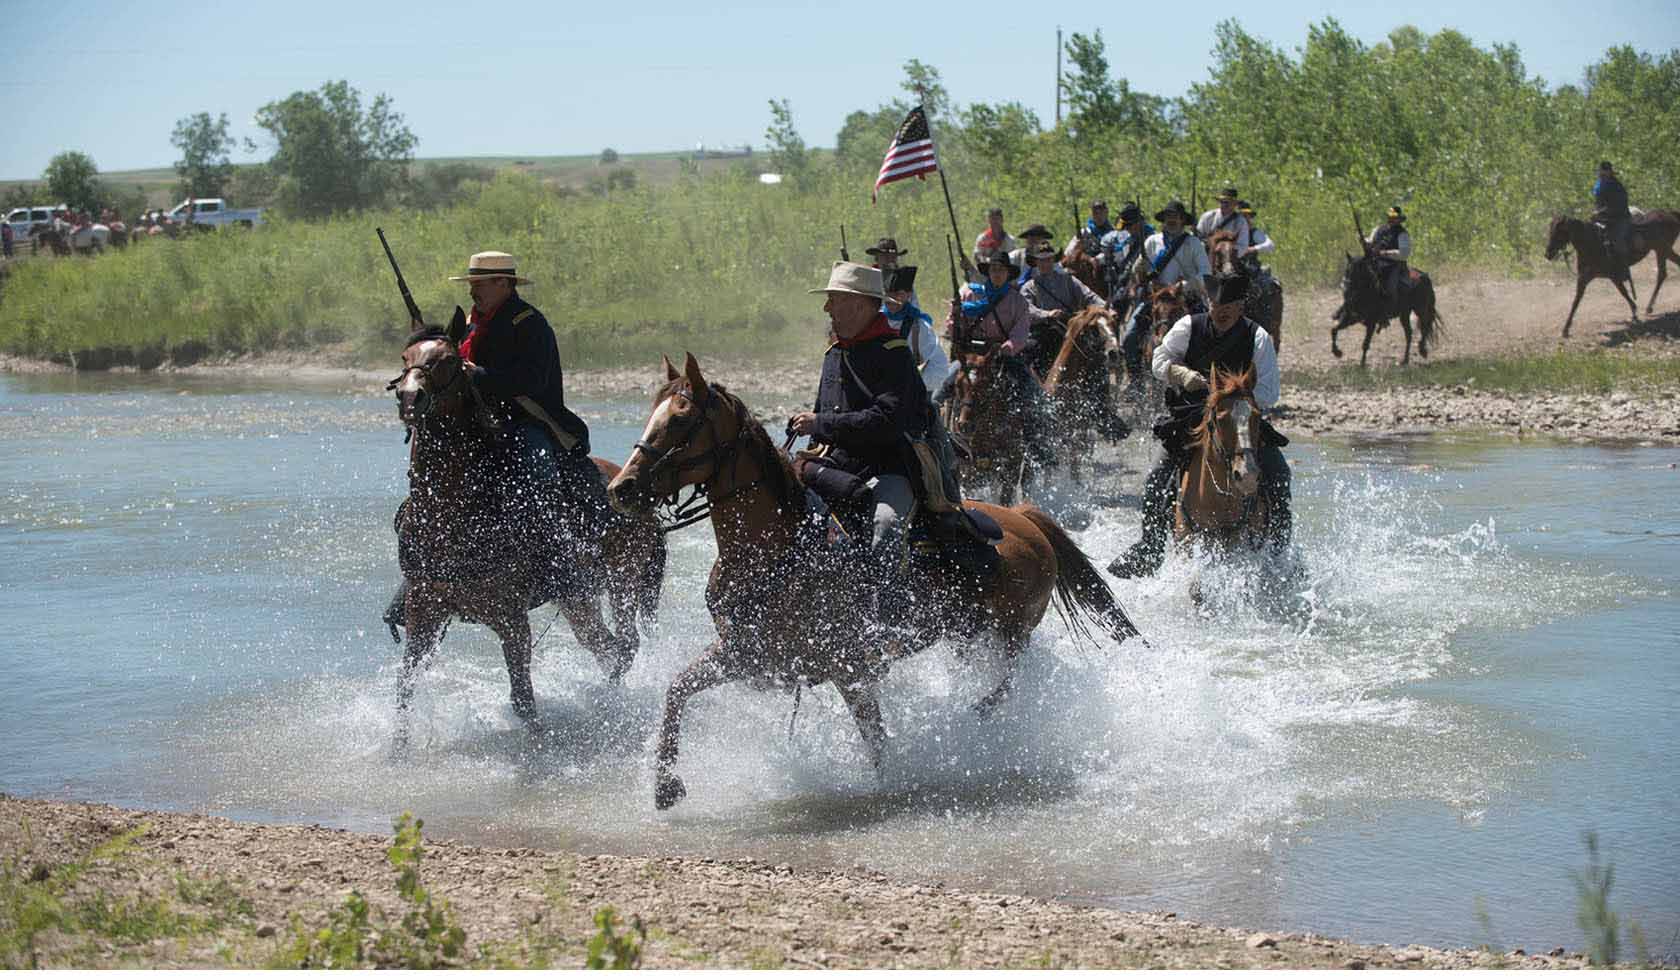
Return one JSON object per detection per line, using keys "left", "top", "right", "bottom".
{"left": 873, "top": 106, "right": 939, "bottom": 201}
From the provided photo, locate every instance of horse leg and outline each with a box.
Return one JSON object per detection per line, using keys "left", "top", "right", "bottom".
{"left": 396, "top": 587, "right": 449, "bottom": 741}
{"left": 973, "top": 632, "right": 1027, "bottom": 718}
{"left": 836, "top": 680, "right": 887, "bottom": 771}
{"left": 1400, "top": 313, "right": 1414, "bottom": 366}
{"left": 655, "top": 644, "right": 737, "bottom": 810}
{"left": 1611, "top": 276, "right": 1639, "bottom": 321}
{"left": 1330, "top": 321, "right": 1345, "bottom": 359}
{"left": 557, "top": 593, "right": 635, "bottom": 681}
{"left": 1359, "top": 323, "right": 1376, "bottom": 369}
{"left": 1563, "top": 276, "right": 1588, "bottom": 338}
{"left": 1648, "top": 251, "right": 1669, "bottom": 315}
{"left": 486, "top": 608, "right": 538, "bottom": 724}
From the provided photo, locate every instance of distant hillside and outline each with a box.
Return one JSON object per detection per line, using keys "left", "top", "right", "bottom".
{"left": 1, "top": 148, "right": 775, "bottom": 209}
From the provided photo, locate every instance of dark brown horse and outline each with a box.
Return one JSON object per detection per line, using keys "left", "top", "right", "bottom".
{"left": 1062, "top": 239, "right": 1112, "bottom": 301}
{"left": 607, "top": 354, "right": 1141, "bottom": 810}
{"left": 1329, "top": 253, "right": 1443, "bottom": 367}
{"left": 1044, "top": 305, "right": 1119, "bottom": 482}
{"left": 945, "top": 341, "right": 1029, "bottom": 505}
{"left": 1545, "top": 211, "right": 1680, "bottom": 337}
{"left": 390, "top": 334, "right": 667, "bottom": 728}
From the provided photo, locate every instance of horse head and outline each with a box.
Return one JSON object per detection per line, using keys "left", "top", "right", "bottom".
{"left": 1544, "top": 214, "right": 1572, "bottom": 261}
{"left": 1148, "top": 281, "right": 1188, "bottom": 326}
{"left": 1206, "top": 230, "right": 1241, "bottom": 276}
{"left": 609, "top": 353, "right": 774, "bottom": 517}
{"left": 1192, "top": 365, "right": 1262, "bottom": 499}
{"left": 390, "top": 324, "right": 472, "bottom": 427}
{"left": 1047, "top": 305, "right": 1117, "bottom": 395}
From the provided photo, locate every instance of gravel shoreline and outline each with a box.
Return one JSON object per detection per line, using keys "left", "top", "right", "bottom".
{"left": 0, "top": 797, "right": 1588, "bottom": 969}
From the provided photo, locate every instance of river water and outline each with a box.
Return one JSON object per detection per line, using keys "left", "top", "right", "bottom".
{"left": 2, "top": 372, "right": 1676, "bottom": 955}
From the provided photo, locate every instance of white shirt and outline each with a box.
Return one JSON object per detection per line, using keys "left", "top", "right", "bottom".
{"left": 1197, "top": 207, "right": 1252, "bottom": 245}
{"left": 1152, "top": 314, "right": 1280, "bottom": 410}
{"left": 1143, "top": 231, "right": 1211, "bottom": 294}
{"left": 1246, "top": 227, "right": 1275, "bottom": 255}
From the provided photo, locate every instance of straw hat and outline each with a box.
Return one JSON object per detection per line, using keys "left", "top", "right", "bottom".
{"left": 448, "top": 251, "right": 532, "bottom": 285}
{"left": 808, "top": 261, "right": 884, "bottom": 299}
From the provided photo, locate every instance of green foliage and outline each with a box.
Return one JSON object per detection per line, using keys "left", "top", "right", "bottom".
{"left": 1, "top": 183, "right": 41, "bottom": 211}
{"left": 600, "top": 147, "right": 620, "bottom": 164}
{"left": 585, "top": 905, "right": 645, "bottom": 969}
{"left": 254, "top": 79, "right": 418, "bottom": 218}
{"left": 901, "top": 59, "right": 951, "bottom": 122}
{"left": 1289, "top": 351, "right": 1678, "bottom": 394}
{"left": 171, "top": 112, "right": 237, "bottom": 200}
{"left": 276, "top": 812, "right": 466, "bottom": 969}
{"left": 763, "top": 98, "right": 809, "bottom": 182}
{"left": 407, "top": 161, "right": 494, "bottom": 210}
{"left": 43, "top": 151, "right": 105, "bottom": 213}
{"left": 1573, "top": 831, "right": 1619, "bottom": 966}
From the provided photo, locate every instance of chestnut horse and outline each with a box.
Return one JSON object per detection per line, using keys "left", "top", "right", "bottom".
{"left": 607, "top": 354, "right": 1142, "bottom": 810}
{"left": 389, "top": 333, "right": 667, "bottom": 728}
{"left": 1207, "top": 230, "right": 1284, "bottom": 352}
{"left": 1176, "top": 366, "right": 1269, "bottom": 550}
{"left": 944, "top": 340, "right": 1030, "bottom": 505}
{"left": 1044, "top": 305, "right": 1120, "bottom": 482}
{"left": 1544, "top": 211, "right": 1680, "bottom": 337}
{"left": 1062, "top": 238, "right": 1112, "bottom": 301}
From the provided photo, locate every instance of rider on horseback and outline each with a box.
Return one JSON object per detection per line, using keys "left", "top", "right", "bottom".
{"left": 1107, "top": 273, "right": 1291, "bottom": 579}
{"left": 972, "top": 207, "right": 1018, "bottom": 275}
{"left": 1120, "top": 200, "right": 1211, "bottom": 382}
{"left": 1235, "top": 201, "right": 1275, "bottom": 274}
{"left": 1075, "top": 199, "right": 1115, "bottom": 257}
{"left": 868, "top": 238, "right": 948, "bottom": 394}
{"left": 1197, "top": 186, "right": 1252, "bottom": 245}
{"left": 1593, "top": 161, "right": 1633, "bottom": 279}
{"left": 938, "top": 251, "right": 1059, "bottom": 471}
{"left": 789, "top": 261, "right": 931, "bottom": 590}
{"left": 1011, "top": 223, "right": 1056, "bottom": 283}
{"left": 1368, "top": 206, "right": 1413, "bottom": 310}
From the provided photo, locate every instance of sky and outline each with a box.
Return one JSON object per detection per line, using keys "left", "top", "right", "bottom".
{"left": 3, "top": 0, "right": 1677, "bottom": 180}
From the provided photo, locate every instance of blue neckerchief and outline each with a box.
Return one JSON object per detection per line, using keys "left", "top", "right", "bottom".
{"left": 1593, "top": 177, "right": 1605, "bottom": 197}
{"left": 883, "top": 300, "right": 932, "bottom": 328}
{"left": 961, "top": 279, "right": 1013, "bottom": 318}
{"left": 1087, "top": 218, "right": 1114, "bottom": 237}
{"left": 1152, "top": 231, "right": 1183, "bottom": 271}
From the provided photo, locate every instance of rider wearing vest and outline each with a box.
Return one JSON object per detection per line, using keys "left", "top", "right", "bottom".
{"left": 868, "top": 238, "right": 948, "bottom": 394}
{"left": 937, "top": 251, "right": 1059, "bottom": 470}
{"left": 1592, "top": 161, "right": 1633, "bottom": 275}
{"left": 1368, "top": 206, "right": 1412, "bottom": 308}
{"left": 1107, "top": 273, "right": 1291, "bottom": 579}
{"left": 1121, "top": 200, "right": 1212, "bottom": 380}
{"left": 789, "top": 261, "right": 931, "bottom": 573}
{"left": 1196, "top": 186, "right": 1252, "bottom": 247}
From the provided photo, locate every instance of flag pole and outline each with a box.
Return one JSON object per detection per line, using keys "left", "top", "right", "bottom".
{"left": 918, "top": 88, "right": 970, "bottom": 278}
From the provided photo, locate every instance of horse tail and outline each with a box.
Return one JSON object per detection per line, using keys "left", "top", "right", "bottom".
{"left": 1416, "top": 274, "right": 1445, "bottom": 350}
{"left": 1018, "top": 505, "right": 1143, "bottom": 647}
{"left": 637, "top": 527, "right": 669, "bottom": 624}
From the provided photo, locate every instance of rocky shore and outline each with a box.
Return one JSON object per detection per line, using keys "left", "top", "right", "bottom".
{"left": 0, "top": 797, "right": 1589, "bottom": 969}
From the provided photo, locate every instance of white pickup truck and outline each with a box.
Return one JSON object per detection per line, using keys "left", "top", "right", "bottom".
{"left": 167, "top": 198, "right": 263, "bottom": 228}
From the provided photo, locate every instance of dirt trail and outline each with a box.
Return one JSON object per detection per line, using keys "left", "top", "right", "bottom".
{"left": 0, "top": 797, "right": 1589, "bottom": 969}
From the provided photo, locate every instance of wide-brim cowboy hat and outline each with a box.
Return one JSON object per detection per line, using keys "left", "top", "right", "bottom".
{"left": 1026, "top": 240, "right": 1060, "bottom": 261}
{"left": 1018, "top": 223, "right": 1054, "bottom": 239}
{"left": 1218, "top": 186, "right": 1239, "bottom": 200}
{"left": 977, "top": 252, "right": 1020, "bottom": 276}
{"left": 808, "top": 260, "right": 884, "bottom": 299}
{"left": 448, "top": 250, "right": 532, "bottom": 284}
{"left": 1117, "top": 202, "right": 1145, "bottom": 223}
{"left": 864, "top": 237, "right": 907, "bottom": 257}
{"left": 1154, "top": 200, "right": 1191, "bottom": 222}
{"left": 1387, "top": 205, "right": 1406, "bottom": 221}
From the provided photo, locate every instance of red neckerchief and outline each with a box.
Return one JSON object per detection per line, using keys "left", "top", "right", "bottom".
{"left": 458, "top": 296, "right": 507, "bottom": 362}
{"left": 978, "top": 226, "right": 1005, "bottom": 250}
{"left": 835, "top": 313, "right": 895, "bottom": 349}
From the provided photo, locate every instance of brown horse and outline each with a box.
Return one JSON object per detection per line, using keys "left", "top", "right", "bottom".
{"left": 1175, "top": 366, "right": 1269, "bottom": 550}
{"left": 607, "top": 354, "right": 1141, "bottom": 810}
{"left": 944, "top": 341, "right": 1029, "bottom": 505}
{"left": 1545, "top": 211, "right": 1680, "bottom": 337}
{"left": 1139, "top": 281, "right": 1191, "bottom": 380}
{"left": 389, "top": 333, "right": 667, "bottom": 729}
{"left": 1044, "top": 305, "right": 1120, "bottom": 482}
{"left": 1207, "top": 231, "right": 1284, "bottom": 352}
{"left": 1062, "top": 239, "right": 1112, "bottom": 301}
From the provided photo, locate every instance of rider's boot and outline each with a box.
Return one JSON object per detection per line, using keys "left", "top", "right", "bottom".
{"left": 1107, "top": 455, "right": 1180, "bottom": 579}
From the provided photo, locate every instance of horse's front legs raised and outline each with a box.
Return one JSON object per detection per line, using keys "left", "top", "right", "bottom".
{"left": 655, "top": 644, "right": 736, "bottom": 810}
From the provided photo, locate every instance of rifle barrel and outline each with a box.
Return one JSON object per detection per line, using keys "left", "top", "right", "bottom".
{"left": 376, "top": 228, "right": 424, "bottom": 326}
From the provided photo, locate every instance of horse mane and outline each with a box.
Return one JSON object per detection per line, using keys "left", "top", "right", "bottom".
{"left": 652, "top": 377, "right": 802, "bottom": 515}
{"left": 1189, "top": 364, "right": 1257, "bottom": 441}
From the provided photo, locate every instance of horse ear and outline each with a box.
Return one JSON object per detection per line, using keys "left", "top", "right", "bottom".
{"left": 682, "top": 351, "right": 708, "bottom": 398}
{"left": 662, "top": 354, "right": 680, "bottom": 381}
{"left": 446, "top": 306, "right": 468, "bottom": 345}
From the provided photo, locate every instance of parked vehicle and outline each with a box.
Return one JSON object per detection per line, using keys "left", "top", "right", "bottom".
{"left": 165, "top": 198, "right": 264, "bottom": 229}
{"left": 4, "top": 204, "right": 67, "bottom": 240}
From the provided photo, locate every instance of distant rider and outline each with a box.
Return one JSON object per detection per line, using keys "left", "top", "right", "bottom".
{"left": 1367, "top": 206, "right": 1412, "bottom": 309}
{"left": 1592, "top": 161, "right": 1633, "bottom": 278}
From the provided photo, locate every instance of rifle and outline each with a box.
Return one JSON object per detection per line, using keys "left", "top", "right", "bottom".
{"left": 945, "top": 233, "right": 966, "bottom": 351}
{"left": 376, "top": 228, "right": 425, "bottom": 329}
{"left": 839, "top": 224, "right": 850, "bottom": 262}
{"left": 1190, "top": 163, "right": 1199, "bottom": 230}
{"left": 1351, "top": 206, "right": 1371, "bottom": 255}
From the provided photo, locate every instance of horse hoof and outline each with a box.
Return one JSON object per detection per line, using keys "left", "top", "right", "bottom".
{"left": 1331, "top": 346, "right": 1343, "bottom": 359}
{"left": 655, "top": 773, "right": 687, "bottom": 810}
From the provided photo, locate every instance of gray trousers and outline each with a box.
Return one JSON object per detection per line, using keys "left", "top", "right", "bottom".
{"left": 867, "top": 473, "right": 915, "bottom": 561}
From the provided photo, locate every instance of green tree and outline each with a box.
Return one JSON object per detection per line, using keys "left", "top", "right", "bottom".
{"left": 253, "top": 79, "right": 417, "bottom": 218}
{"left": 43, "top": 151, "right": 105, "bottom": 213}
{"left": 959, "top": 102, "right": 1042, "bottom": 175}
{"left": 171, "top": 111, "right": 236, "bottom": 199}
{"left": 834, "top": 106, "right": 903, "bottom": 174}
{"left": 599, "top": 147, "right": 619, "bottom": 164}
{"left": 901, "top": 59, "right": 951, "bottom": 122}
{"left": 763, "top": 98, "right": 809, "bottom": 181}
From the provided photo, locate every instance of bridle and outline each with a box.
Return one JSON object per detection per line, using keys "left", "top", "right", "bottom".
{"left": 632, "top": 384, "right": 774, "bottom": 532}
{"left": 388, "top": 345, "right": 471, "bottom": 423}
{"left": 1194, "top": 385, "right": 1260, "bottom": 501}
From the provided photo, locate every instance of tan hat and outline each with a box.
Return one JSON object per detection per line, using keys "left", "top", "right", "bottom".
{"left": 448, "top": 250, "right": 532, "bottom": 284}
{"left": 807, "top": 260, "right": 883, "bottom": 299}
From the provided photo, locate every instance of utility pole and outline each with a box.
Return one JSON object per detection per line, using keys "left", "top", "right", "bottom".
{"left": 1055, "top": 26, "right": 1063, "bottom": 127}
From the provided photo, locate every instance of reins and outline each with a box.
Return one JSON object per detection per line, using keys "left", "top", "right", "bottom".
{"left": 637, "top": 385, "right": 783, "bottom": 534}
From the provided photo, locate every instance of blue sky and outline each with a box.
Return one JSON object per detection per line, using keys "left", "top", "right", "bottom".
{"left": 3, "top": 0, "right": 1676, "bottom": 179}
